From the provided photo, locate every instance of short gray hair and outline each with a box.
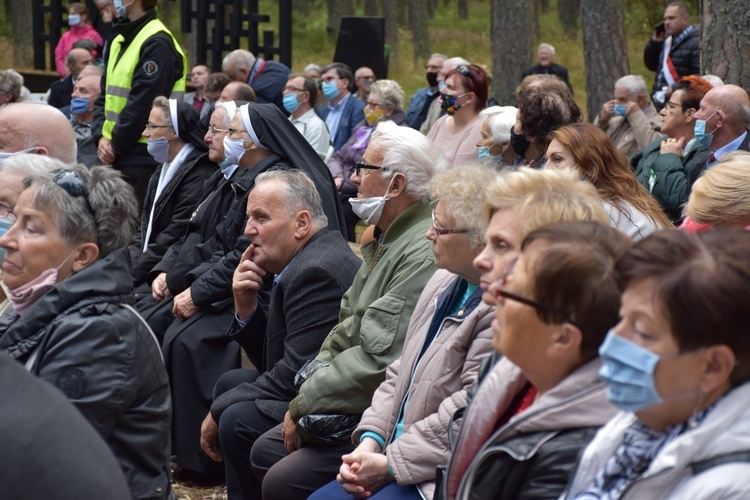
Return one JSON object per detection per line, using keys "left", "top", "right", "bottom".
{"left": 23, "top": 165, "right": 138, "bottom": 257}
{"left": 538, "top": 43, "right": 556, "bottom": 55}
{"left": 615, "top": 75, "right": 648, "bottom": 98}
{"left": 430, "top": 53, "right": 448, "bottom": 62}
{"left": 0, "top": 153, "right": 62, "bottom": 179}
{"left": 0, "top": 69, "right": 23, "bottom": 102}
{"left": 212, "top": 103, "right": 232, "bottom": 127}
{"left": 151, "top": 96, "right": 171, "bottom": 125}
{"left": 702, "top": 74, "right": 724, "bottom": 87}
{"left": 369, "top": 79, "right": 405, "bottom": 112}
{"left": 254, "top": 169, "right": 328, "bottom": 228}
{"left": 480, "top": 106, "right": 518, "bottom": 144}
{"left": 430, "top": 162, "right": 497, "bottom": 247}
{"left": 372, "top": 121, "right": 447, "bottom": 200}
{"left": 222, "top": 50, "right": 256, "bottom": 73}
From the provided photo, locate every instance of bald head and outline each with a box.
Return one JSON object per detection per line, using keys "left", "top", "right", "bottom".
{"left": 66, "top": 48, "right": 94, "bottom": 79}
{"left": 706, "top": 84, "right": 750, "bottom": 134}
{"left": 0, "top": 103, "right": 77, "bottom": 163}
{"left": 219, "top": 81, "right": 257, "bottom": 103}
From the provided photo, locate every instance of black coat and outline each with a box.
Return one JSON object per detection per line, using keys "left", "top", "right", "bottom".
{"left": 128, "top": 147, "right": 216, "bottom": 287}
{"left": 210, "top": 229, "right": 361, "bottom": 423}
{"left": 248, "top": 58, "right": 291, "bottom": 113}
{"left": 685, "top": 131, "right": 750, "bottom": 189}
{"left": 0, "top": 352, "right": 131, "bottom": 500}
{"left": 0, "top": 250, "right": 172, "bottom": 500}
{"left": 644, "top": 27, "right": 700, "bottom": 95}
{"left": 47, "top": 74, "right": 74, "bottom": 109}
{"left": 521, "top": 63, "right": 573, "bottom": 93}
{"left": 92, "top": 9, "right": 184, "bottom": 167}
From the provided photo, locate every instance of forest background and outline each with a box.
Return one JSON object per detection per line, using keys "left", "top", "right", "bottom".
{"left": 0, "top": 0, "right": 741, "bottom": 119}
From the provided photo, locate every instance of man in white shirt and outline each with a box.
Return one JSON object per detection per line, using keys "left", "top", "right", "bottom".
{"left": 283, "top": 74, "right": 331, "bottom": 160}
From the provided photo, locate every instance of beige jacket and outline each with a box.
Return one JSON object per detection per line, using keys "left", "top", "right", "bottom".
{"left": 353, "top": 270, "right": 495, "bottom": 499}
{"left": 595, "top": 105, "right": 662, "bottom": 159}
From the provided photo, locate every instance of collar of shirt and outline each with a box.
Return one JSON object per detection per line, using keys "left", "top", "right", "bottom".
{"left": 273, "top": 250, "right": 300, "bottom": 287}
{"left": 711, "top": 130, "right": 748, "bottom": 166}
{"left": 326, "top": 91, "right": 350, "bottom": 112}
{"left": 290, "top": 108, "right": 316, "bottom": 124}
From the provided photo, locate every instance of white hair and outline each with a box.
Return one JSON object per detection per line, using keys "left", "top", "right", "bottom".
{"left": 369, "top": 79, "right": 405, "bottom": 112}
{"left": 538, "top": 43, "right": 556, "bottom": 55}
{"left": 702, "top": 74, "right": 725, "bottom": 87}
{"left": 616, "top": 75, "right": 648, "bottom": 98}
{"left": 480, "top": 106, "right": 518, "bottom": 144}
{"left": 372, "top": 121, "right": 447, "bottom": 200}
{"left": 222, "top": 50, "right": 256, "bottom": 73}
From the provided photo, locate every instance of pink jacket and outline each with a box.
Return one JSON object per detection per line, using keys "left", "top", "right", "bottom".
{"left": 54, "top": 25, "right": 102, "bottom": 76}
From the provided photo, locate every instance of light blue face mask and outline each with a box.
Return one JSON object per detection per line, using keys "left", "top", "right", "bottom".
{"left": 218, "top": 158, "right": 236, "bottom": 180}
{"left": 113, "top": 0, "right": 133, "bottom": 18}
{"left": 283, "top": 93, "right": 301, "bottom": 113}
{"left": 694, "top": 110, "right": 719, "bottom": 147}
{"left": 147, "top": 137, "right": 170, "bottom": 164}
{"left": 0, "top": 216, "right": 13, "bottom": 264}
{"left": 321, "top": 81, "right": 340, "bottom": 101}
{"left": 0, "top": 147, "right": 40, "bottom": 165}
{"left": 438, "top": 81, "right": 447, "bottom": 91}
{"left": 614, "top": 104, "right": 627, "bottom": 116}
{"left": 68, "top": 14, "right": 81, "bottom": 27}
{"left": 477, "top": 146, "right": 491, "bottom": 160}
{"left": 599, "top": 330, "right": 700, "bottom": 413}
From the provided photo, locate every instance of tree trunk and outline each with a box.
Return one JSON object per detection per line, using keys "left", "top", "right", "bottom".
{"left": 409, "top": 0, "right": 431, "bottom": 62}
{"left": 700, "top": 0, "right": 750, "bottom": 87}
{"left": 427, "top": 0, "right": 438, "bottom": 18}
{"left": 458, "top": 0, "right": 468, "bottom": 19}
{"left": 540, "top": 0, "right": 550, "bottom": 9}
{"left": 558, "top": 0, "right": 579, "bottom": 39}
{"left": 327, "top": 0, "right": 355, "bottom": 38}
{"left": 11, "top": 0, "right": 33, "bottom": 67}
{"left": 581, "top": 0, "right": 629, "bottom": 121}
{"left": 383, "top": 0, "right": 398, "bottom": 71}
{"left": 296, "top": 0, "right": 312, "bottom": 16}
{"left": 364, "top": 0, "right": 380, "bottom": 15}
{"left": 491, "top": 0, "right": 535, "bottom": 105}
{"left": 399, "top": 0, "right": 408, "bottom": 28}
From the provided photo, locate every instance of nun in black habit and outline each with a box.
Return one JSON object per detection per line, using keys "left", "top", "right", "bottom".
{"left": 156, "top": 103, "right": 346, "bottom": 479}
{"left": 128, "top": 97, "right": 216, "bottom": 288}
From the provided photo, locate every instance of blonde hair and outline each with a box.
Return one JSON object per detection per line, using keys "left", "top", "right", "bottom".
{"left": 483, "top": 167, "right": 609, "bottom": 236}
{"left": 431, "top": 162, "right": 497, "bottom": 247}
{"left": 686, "top": 151, "right": 750, "bottom": 225}
{"left": 370, "top": 79, "right": 405, "bottom": 112}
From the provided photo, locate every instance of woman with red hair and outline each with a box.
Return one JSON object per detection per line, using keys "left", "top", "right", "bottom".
{"left": 427, "top": 64, "right": 488, "bottom": 167}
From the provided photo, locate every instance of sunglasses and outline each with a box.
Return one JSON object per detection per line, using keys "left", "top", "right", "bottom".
{"left": 52, "top": 169, "right": 97, "bottom": 222}
{"left": 492, "top": 257, "right": 579, "bottom": 328}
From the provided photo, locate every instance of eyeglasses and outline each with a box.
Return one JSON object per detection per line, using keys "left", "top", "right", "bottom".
{"left": 665, "top": 100, "right": 688, "bottom": 112}
{"left": 51, "top": 169, "right": 97, "bottom": 222}
{"left": 492, "top": 257, "right": 579, "bottom": 327}
{"left": 208, "top": 125, "right": 229, "bottom": 136}
{"left": 145, "top": 123, "right": 172, "bottom": 132}
{"left": 431, "top": 209, "right": 469, "bottom": 237}
{"left": 283, "top": 86, "right": 306, "bottom": 93}
{"left": 355, "top": 161, "right": 383, "bottom": 177}
{"left": 227, "top": 127, "right": 250, "bottom": 140}
{"left": 358, "top": 76, "right": 375, "bottom": 82}
{"left": 0, "top": 202, "right": 14, "bottom": 221}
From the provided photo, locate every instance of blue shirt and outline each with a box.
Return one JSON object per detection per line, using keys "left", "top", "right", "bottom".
{"left": 708, "top": 130, "right": 748, "bottom": 167}
{"left": 324, "top": 92, "right": 351, "bottom": 142}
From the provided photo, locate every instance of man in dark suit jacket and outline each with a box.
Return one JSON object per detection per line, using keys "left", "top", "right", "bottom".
{"left": 685, "top": 85, "right": 750, "bottom": 188}
{"left": 521, "top": 43, "right": 573, "bottom": 94}
{"left": 199, "top": 169, "right": 361, "bottom": 499}
{"left": 47, "top": 47, "right": 94, "bottom": 112}
{"left": 222, "top": 49, "right": 290, "bottom": 113}
{"left": 318, "top": 62, "right": 366, "bottom": 153}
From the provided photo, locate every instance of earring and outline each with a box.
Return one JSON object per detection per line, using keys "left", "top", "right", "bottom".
{"left": 687, "top": 390, "right": 705, "bottom": 430}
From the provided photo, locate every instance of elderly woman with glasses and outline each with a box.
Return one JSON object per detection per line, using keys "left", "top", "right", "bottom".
{"left": 427, "top": 64, "right": 488, "bottom": 167}
{"left": 310, "top": 163, "right": 496, "bottom": 500}
{"left": 128, "top": 96, "right": 215, "bottom": 288}
{"left": 0, "top": 163, "right": 173, "bottom": 500}
{"left": 564, "top": 228, "right": 750, "bottom": 499}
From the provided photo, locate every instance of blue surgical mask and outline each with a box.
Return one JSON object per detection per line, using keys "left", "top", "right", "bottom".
{"left": 438, "top": 81, "right": 446, "bottom": 91}
{"left": 322, "top": 81, "right": 340, "bottom": 101}
{"left": 598, "top": 331, "right": 700, "bottom": 413}
{"left": 614, "top": 104, "right": 627, "bottom": 116}
{"left": 147, "top": 137, "right": 170, "bottom": 164}
{"left": 694, "top": 110, "right": 718, "bottom": 147}
{"left": 283, "top": 93, "right": 300, "bottom": 114}
{"left": 223, "top": 136, "right": 250, "bottom": 165}
{"left": 477, "top": 145, "right": 492, "bottom": 160}
{"left": 69, "top": 97, "right": 90, "bottom": 115}
{"left": 68, "top": 14, "right": 81, "bottom": 27}
{"left": 113, "top": 0, "right": 133, "bottom": 18}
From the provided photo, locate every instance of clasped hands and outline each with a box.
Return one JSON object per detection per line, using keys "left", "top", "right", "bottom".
{"left": 336, "top": 438, "right": 395, "bottom": 498}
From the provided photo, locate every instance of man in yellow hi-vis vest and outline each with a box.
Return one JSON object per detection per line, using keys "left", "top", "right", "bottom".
{"left": 92, "top": 0, "right": 186, "bottom": 209}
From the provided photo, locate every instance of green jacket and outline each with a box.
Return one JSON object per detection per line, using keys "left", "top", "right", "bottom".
{"left": 289, "top": 201, "right": 436, "bottom": 421}
{"left": 631, "top": 136, "right": 708, "bottom": 224}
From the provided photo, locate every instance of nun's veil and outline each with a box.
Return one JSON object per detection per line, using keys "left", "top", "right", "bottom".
{"left": 169, "top": 99, "right": 209, "bottom": 152}
{"left": 241, "top": 103, "right": 345, "bottom": 234}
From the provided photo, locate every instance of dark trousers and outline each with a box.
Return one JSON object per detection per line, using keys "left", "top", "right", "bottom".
{"left": 162, "top": 309, "right": 239, "bottom": 474}
{"left": 250, "top": 423, "right": 356, "bottom": 500}
{"left": 113, "top": 162, "right": 157, "bottom": 213}
{"left": 214, "top": 369, "right": 280, "bottom": 500}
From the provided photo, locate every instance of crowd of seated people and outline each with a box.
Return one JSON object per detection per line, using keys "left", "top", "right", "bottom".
{"left": 2, "top": 1, "right": 750, "bottom": 498}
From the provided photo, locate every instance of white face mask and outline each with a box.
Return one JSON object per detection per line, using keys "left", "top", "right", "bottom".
{"left": 223, "top": 136, "right": 250, "bottom": 166}
{"left": 349, "top": 176, "right": 395, "bottom": 227}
